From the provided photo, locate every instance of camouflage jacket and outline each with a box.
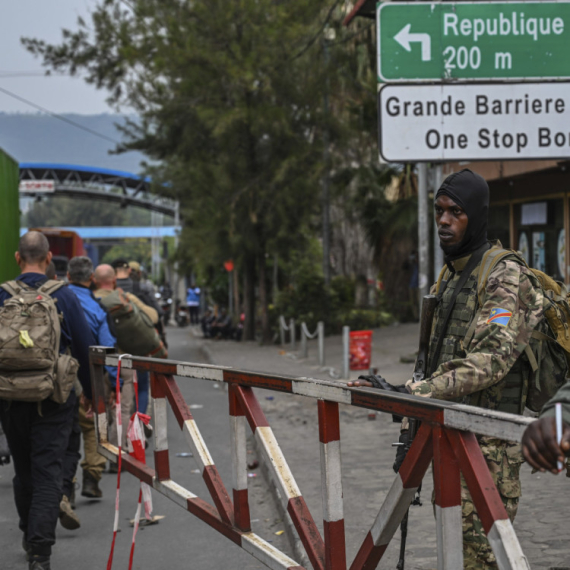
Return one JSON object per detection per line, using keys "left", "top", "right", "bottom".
{"left": 541, "top": 380, "right": 570, "bottom": 424}
{"left": 407, "top": 253, "right": 544, "bottom": 403}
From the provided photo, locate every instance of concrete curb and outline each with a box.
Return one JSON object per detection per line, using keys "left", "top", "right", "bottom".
{"left": 197, "top": 336, "right": 310, "bottom": 568}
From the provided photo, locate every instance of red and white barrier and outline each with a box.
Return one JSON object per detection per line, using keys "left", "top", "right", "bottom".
{"left": 90, "top": 348, "right": 536, "bottom": 570}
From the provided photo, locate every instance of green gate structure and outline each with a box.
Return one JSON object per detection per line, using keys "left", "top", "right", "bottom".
{"left": 0, "top": 149, "right": 20, "bottom": 282}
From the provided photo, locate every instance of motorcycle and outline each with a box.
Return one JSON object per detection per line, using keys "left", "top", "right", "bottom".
{"left": 156, "top": 291, "right": 173, "bottom": 326}
{"left": 174, "top": 300, "right": 190, "bottom": 327}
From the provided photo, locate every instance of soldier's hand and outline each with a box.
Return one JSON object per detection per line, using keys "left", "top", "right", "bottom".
{"left": 349, "top": 374, "right": 409, "bottom": 393}
{"left": 522, "top": 417, "right": 570, "bottom": 474}
{"left": 347, "top": 378, "right": 374, "bottom": 388}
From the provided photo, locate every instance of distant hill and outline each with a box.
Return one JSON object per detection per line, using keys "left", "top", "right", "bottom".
{"left": 0, "top": 112, "right": 149, "bottom": 174}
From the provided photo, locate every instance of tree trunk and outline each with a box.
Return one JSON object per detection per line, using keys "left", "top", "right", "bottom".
{"left": 233, "top": 266, "right": 240, "bottom": 319}
{"left": 243, "top": 255, "right": 256, "bottom": 341}
{"left": 258, "top": 252, "right": 270, "bottom": 344}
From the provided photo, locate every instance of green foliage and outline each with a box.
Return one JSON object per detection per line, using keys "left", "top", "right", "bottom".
{"left": 271, "top": 270, "right": 392, "bottom": 336}
{"left": 23, "top": 195, "right": 167, "bottom": 228}
{"left": 23, "top": 1, "right": 397, "bottom": 339}
{"left": 102, "top": 239, "right": 152, "bottom": 268}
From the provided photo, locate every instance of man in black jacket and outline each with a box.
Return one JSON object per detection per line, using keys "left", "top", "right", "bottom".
{"left": 0, "top": 232, "right": 95, "bottom": 570}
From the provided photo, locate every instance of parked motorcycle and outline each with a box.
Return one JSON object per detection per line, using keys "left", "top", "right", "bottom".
{"left": 156, "top": 291, "right": 173, "bottom": 326}
{"left": 175, "top": 300, "right": 190, "bottom": 327}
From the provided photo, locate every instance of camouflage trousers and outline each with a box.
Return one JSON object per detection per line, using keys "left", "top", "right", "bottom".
{"left": 462, "top": 438, "right": 523, "bottom": 570}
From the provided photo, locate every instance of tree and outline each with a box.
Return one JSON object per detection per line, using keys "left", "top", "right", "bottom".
{"left": 23, "top": 195, "right": 158, "bottom": 228}
{"left": 24, "top": 0, "right": 338, "bottom": 342}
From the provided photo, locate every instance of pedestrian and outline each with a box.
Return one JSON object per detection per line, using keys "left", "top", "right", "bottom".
{"left": 67, "top": 256, "right": 118, "bottom": 501}
{"left": 349, "top": 169, "right": 565, "bottom": 569}
{"left": 522, "top": 381, "right": 570, "bottom": 474}
{"left": 186, "top": 286, "right": 200, "bottom": 324}
{"left": 93, "top": 264, "right": 164, "bottom": 452}
{"left": 0, "top": 231, "right": 95, "bottom": 570}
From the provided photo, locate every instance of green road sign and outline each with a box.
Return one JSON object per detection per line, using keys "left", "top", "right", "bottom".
{"left": 377, "top": 1, "right": 570, "bottom": 82}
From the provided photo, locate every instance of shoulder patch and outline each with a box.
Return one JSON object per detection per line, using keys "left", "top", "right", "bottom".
{"left": 487, "top": 307, "right": 512, "bottom": 327}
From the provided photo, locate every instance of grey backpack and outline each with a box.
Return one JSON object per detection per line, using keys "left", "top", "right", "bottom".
{"left": 0, "top": 280, "right": 78, "bottom": 403}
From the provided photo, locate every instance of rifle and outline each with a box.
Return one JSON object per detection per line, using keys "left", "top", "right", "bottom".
{"left": 395, "top": 294, "right": 437, "bottom": 570}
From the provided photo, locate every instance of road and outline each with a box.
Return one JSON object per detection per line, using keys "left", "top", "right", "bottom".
{"left": 0, "top": 326, "right": 292, "bottom": 570}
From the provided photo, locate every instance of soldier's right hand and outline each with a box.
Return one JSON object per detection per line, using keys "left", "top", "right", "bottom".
{"left": 522, "top": 417, "right": 570, "bottom": 474}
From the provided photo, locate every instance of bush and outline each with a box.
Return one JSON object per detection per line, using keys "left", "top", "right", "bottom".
{"left": 270, "top": 272, "right": 394, "bottom": 339}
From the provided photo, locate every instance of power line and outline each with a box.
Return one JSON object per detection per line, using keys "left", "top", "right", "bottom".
{"left": 0, "top": 84, "right": 121, "bottom": 145}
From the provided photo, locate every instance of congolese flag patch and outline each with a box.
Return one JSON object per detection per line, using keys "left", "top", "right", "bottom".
{"left": 487, "top": 307, "right": 512, "bottom": 327}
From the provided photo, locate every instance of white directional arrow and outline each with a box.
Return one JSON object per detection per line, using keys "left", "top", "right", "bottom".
{"left": 394, "top": 24, "right": 431, "bottom": 62}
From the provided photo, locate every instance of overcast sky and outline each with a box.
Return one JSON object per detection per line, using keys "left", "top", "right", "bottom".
{"left": 0, "top": 0, "right": 114, "bottom": 115}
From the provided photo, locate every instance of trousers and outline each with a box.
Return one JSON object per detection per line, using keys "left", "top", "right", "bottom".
{"left": 78, "top": 403, "right": 107, "bottom": 480}
{"left": 462, "top": 438, "right": 523, "bottom": 569}
{"left": 62, "top": 398, "right": 81, "bottom": 498}
{"left": 0, "top": 393, "right": 76, "bottom": 557}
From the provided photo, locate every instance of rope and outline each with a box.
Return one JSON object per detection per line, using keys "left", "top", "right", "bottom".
{"left": 107, "top": 353, "right": 130, "bottom": 570}
{"left": 301, "top": 322, "right": 319, "bottom": 339}
{"left": 279, "top": 316, "right": 289, "bottom": 331}
{"left": 107, "top": 354, "right": 153, "bottom": 570}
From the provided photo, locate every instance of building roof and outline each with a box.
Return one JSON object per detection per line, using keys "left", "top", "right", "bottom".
{"left": 20, "top": 226, "right": 180, "bottom": 239}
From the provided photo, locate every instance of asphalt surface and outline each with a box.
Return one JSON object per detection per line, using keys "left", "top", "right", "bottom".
{"left": 203, "top": 325, "right": 570, "bottom": 570}
{"left": 0, "top": 325, "right": 293, "bottom": 570}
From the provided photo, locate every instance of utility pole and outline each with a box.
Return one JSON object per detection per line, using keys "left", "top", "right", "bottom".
{"left": 322, "top": 29, "right": 335, "bottom": 286}
{"left": 417, "top": 163, "right": 430, "bottom": 303}
{"left": 433, "top": 164, "right": 444, "bottom": 276}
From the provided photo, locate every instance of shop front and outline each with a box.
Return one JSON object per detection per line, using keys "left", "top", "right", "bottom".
{"left": 484, "top": 161, "right": 570, "bottom": 283}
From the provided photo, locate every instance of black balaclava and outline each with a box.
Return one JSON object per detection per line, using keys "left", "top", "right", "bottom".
{"left": 435, "top": 168, "right": 489, "bottom": 262}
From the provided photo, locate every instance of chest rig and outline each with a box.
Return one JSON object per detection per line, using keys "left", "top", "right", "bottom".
{"left": 429, "top": 255, "right": 529, "bottom": 414}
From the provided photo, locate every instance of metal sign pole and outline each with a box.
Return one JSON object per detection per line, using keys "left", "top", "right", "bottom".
{"left": 418, "top": 163, "right": 430, "bottom": 304}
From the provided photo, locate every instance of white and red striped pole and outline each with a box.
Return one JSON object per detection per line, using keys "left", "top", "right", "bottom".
{"left": 433, "top": 426, "right": 463, "bottom": 569}
{"left": 350, "top": 424, "right": 433, "bottom": 570}
{"left": 318, "top": 400, "right": 346, "bottom": 570}
{"left": 107, "top": 353, "right": 130, "bottom": 570}
{"left": 229, "top": 384, "right": 251, "bottom": 531}
{"left": 447, "top": 430, "right": 530, "bottom": 570}
{"left": 151, "top": 371, "right": 170, "bottom": 481}
{"left": 235, "top": 385, "right": 325, "bottom": 570}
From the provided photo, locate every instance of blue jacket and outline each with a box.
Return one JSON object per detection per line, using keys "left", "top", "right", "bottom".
{"left": 0, "top": 273, "right": 96, "bottom": 400}
{"left": 68, "top": 283, "right": 119, "bottom": 384}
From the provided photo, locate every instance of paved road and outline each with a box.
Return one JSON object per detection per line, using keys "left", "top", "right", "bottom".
{"left": 0, "top": 326, "right": 292, "bottom": 570}
{"left": 204, "top": 325, "right": 570, "bottom": 570}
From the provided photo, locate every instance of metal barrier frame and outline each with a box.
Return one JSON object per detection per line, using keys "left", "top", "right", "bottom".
{"left": 89, "top": 347, "right": 533, "bottom": 570}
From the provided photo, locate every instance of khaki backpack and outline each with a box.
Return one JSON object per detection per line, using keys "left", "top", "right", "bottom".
{"left": 0, "top": 280, "right": 79, "bottom": 403}
{"left": 436, "top": 245, "right": 569, "bottom": 412}
{"left": 99, "top": 289, "right": 166, "bottom": 358}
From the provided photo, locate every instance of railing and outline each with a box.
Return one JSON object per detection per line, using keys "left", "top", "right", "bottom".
{"left": 89, "top": 347, "right": 533, "bottom": 570}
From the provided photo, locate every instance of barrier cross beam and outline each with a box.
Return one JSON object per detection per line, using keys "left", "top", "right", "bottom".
{"left": 89, "top": 347, "right": 534, "bottom": 570}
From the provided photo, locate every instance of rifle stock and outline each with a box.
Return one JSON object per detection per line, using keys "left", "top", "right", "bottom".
{"left": 397, "top": 294, "right": 436, "bottom": 570}
{"left": 412, "top": 295, "right": 437, "bottom": 384}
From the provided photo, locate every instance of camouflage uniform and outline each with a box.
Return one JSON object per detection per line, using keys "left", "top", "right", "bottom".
{"left": 408, "top": 251, "right": 544, "bottom": 569}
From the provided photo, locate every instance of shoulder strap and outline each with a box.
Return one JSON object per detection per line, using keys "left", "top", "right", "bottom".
{"left": 38, "top": 280, "right": 66, "bottom": 296}
{"left": 476, "top": 247, "right": 527, "bottom": 306}
{"left": 435, "top": 265, "right": 451, "bottom": 294}
{"left": 429, "top": 243, "right": 490, "bottom": 376}
{"left": 1, "top": 280, "right": 23, "bottom": 297}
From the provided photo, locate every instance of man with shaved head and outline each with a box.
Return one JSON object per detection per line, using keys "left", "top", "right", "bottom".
{"left": 92, "top": 264, "right": 159, "bottom": 459}
{"left": 0, "top": 231, "right": 96, "bottom": 570}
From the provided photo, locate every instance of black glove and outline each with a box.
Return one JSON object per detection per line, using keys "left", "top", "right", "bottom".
{"left": 393, "top": 430, "right": 410, "bottom": 473}
{"left": 358, "top": 374, "right": 409, "bottom": 394}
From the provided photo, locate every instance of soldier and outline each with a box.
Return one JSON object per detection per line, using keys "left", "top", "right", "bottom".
{"left": 350, "top": 169, "right": 556, "bottom": 569}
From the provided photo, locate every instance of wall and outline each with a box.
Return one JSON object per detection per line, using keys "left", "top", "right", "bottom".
{"left": 0, "top": 149, "right": 20, "bottom": 282}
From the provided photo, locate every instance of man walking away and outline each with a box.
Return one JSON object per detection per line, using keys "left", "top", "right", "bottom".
{"left": 67, "top": 256, "right": 118, "bottom": 501}
{"left": 93, "top": 264, "right": 163, "bottom": 453}
{"left": 0, "top": 231, "right": 95, "bottom": 570}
